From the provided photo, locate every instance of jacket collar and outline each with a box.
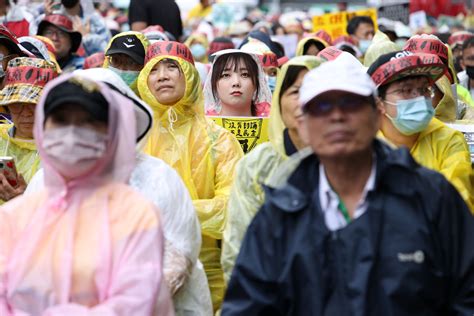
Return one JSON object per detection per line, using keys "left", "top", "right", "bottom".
{"left": 265, "top": 139, "right": 421, "bottom": 213}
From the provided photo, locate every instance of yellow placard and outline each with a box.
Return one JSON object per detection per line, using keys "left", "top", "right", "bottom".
{"left": 211, "top": 116, "right": 269, "bottom": 154}
{"left": 312, "top": 8, "right": 378, "bottom": 40}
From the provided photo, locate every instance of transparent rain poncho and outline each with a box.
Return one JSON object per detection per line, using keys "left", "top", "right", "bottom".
{"left": 0, "top": 73, "right": 173, "bottom": 315}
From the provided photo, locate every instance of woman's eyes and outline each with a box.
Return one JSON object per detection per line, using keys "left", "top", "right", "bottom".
{"left": 220, "top": 72, "right": 250, "bottom": 78}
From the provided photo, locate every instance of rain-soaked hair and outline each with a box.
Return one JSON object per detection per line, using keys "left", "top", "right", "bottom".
{"left": 211, "top": 53, "right": 259, "bottom": 116}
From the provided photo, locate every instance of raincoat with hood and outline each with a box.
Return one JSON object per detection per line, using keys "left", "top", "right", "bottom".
{"left": 25, "top": 68, "right": 213, "bottom": 316}
{"left": 0, "top": 57, "right": 59, "bottom": 203}
{"left": 221, "top": 56, "right": 323, "bottom": 283}
{"left": 103, "top": 31, "right": 150, "bottom": 95}
{"left": 0, "top": 126, "right": 39, "bottom": 183}
{"left": 184, "top": 33, "right": 209, "bottom": 64}
{"left": 0, "top": 73, "right": 173, "bottom": 315}
{"left": 363, "top": 31, "right": 398, "bottom": 68}
{"left": 434, "top": 74, "right": 474, "bottom": 121}
{"left": 295, "top": 36, "right": 329, "bottom": 56}
{"left": 137, "top": 42, "right": 244, "bottom": 310}
{"left": 380, "top": 118, "right": 474, "bottom": 212}
{"left": 203, "top": 49, "right": 272, "bottom": 117}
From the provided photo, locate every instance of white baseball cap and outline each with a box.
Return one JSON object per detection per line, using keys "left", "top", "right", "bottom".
{"left": 299, "top": 57, "right": 377, "bottom": 108}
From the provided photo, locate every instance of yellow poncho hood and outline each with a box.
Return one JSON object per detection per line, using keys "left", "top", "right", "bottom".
{"left": 268, "top": 55, "right": 324, "bottom": 156}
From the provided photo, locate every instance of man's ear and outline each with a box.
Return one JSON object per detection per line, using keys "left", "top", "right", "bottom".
{"left": 461, "top": 56, "right": 466, "bottom": 70}
{"left": 376, "top": 96, "right": 386, "bottom": 115}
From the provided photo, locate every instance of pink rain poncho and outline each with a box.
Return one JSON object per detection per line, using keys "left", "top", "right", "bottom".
{"left": 0, "top": 73, "right": 173, "bottom": 315}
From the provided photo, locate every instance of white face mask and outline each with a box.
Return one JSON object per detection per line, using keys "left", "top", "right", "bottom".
{"left": 43, "top": 126, "right": 108, "bottom": 179}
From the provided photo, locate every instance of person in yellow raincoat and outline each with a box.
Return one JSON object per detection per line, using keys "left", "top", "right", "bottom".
{"left": 295, "top": 31, "right": 330, "bottom": 56}
{"left": 137, "top": 41, "right": 244, "bottom": 311}
{"left": 103, "top": 31, "right": 150, "bottom": 95}
{"left": 363, "top": 30, "right": 398, "bottom": 67}
{"left": 363, "top": 32, "right": 473, "bottom": 122}
{"left": 184, "top": 33, "right": 209, "bottom": 64}
{"left": 0, "top": 57, "right": 58, "bottom": 203}
{"left": 221, "top": 55, "right": 323, "bottom": 283}
{"left": 403, "top": 34, "right": 474, "bottom": 108}
{"left": 367, "top": 50, "right": 474, "bottom": 211}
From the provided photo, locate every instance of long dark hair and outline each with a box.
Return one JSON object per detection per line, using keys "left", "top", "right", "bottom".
{"left": 211, "top": 53, "right": 259, "bottom": 115}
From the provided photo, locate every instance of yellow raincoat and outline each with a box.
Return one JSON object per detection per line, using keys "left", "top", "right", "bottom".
{"left": 435, "top": 74, "right": 474, "bottom": 120}
{"left": 184, "top": 33, "right": 209, "bottom": 64}
{"left": 363, "top": 31, "right": 398, "bottom": 67}
{"left": 434, "top": 75, "right": 457, "bottom": 122}
{"left": 380, "top": 118, "right": 474, "bottom": 212}
{"left": 137, "top": 53, "right": 243, "bottom": 310}
{"left": 103, "top": 31, "right": 150, "bottom": 95}
{"left": 295, "top": 36, "right": 329, "bottom": 56}
{"left": 0, "top": 124, "right": 40, "bottom": 201}
{"left": 221, "top": 56, "right": 323, "bottom": 283}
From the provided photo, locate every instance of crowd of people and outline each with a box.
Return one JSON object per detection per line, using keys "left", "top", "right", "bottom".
{"left": 0, "top": 0, "right": 472, "bottom": 315}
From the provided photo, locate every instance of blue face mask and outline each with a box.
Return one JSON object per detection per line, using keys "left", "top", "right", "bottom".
{"left": 109, "top": 66, "right": 140, "bottom": 86}
{"left": 190, "top": 43, "right": 207, "bottom": 60}
{"left": 358, "top": 39, "right": 372, "bottom": 55}
{"left": 385, "top": 96, "right": 434, "bottom": 135}
{"left": 267, "top": 75, "right": 277, "bottom": 93}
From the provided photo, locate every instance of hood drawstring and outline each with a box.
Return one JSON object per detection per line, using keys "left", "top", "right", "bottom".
{"left": 167, "top": 107, "right": 178, "bottom": 132}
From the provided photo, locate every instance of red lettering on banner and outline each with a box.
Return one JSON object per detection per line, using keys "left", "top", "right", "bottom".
{"left": 146, "top": 42, "right": 194, "bottom": 65}
{"left": 5, "top": 66, "right": 57, "bottom": 87}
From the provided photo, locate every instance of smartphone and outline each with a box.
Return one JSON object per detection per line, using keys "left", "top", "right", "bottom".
{"left": 0, "top": 156, "right": 18, "bottom": 187}
{"left": 51, "top": 0, "right": 62, "bottom": 11}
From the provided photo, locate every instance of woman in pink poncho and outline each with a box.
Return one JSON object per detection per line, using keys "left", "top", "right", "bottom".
{"left": 0, "top": 73, "right": 174, "bottom": 315}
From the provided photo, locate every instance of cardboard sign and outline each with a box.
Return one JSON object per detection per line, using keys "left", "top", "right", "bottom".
{"left": 145, "top": 41, "right": 194, "bottom": 65}
{"left": 317, "top": 46, "right": 343, "bottom": 61}
{"left": 211, "top": 117, "right": 269, "bottom": 154}
{"left": 312, "top": 8, "right": 378, "bottom": 40}
{"left": 446, "top": 122, "right": 474, "bottom": 162}
{"left": 409, "top": 11, "right": 428, "bottom": 31}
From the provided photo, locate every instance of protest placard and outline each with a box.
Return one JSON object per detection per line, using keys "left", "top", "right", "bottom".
{"left": 312, "top": 8, "right": 378, "bottom": 40}
{"left": 211, "top": 117, "right": 269, "bottom": 154}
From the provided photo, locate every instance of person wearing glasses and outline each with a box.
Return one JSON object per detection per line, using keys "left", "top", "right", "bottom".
{"left": 367, "top": 50, "right": 473, "bottom": 211}
{"left": 37, "top": 14, "right": 84, "bottom": 72}
{"left": 104, "top": 31, "right": 149, "bottom": 94}
{"left": 0, "top": 57, "right": 58, "bottom": 203}
{"left": 222, "top": 54, "right": 474, "bottom": 316}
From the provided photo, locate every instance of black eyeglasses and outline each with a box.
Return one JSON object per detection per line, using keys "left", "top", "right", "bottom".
{"left": 303, "top": 95, "right": 374, "bottom": 117}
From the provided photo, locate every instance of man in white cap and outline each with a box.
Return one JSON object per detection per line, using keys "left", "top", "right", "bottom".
{"left": 221, "top": 57, "right": 474, "bottom": 315}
